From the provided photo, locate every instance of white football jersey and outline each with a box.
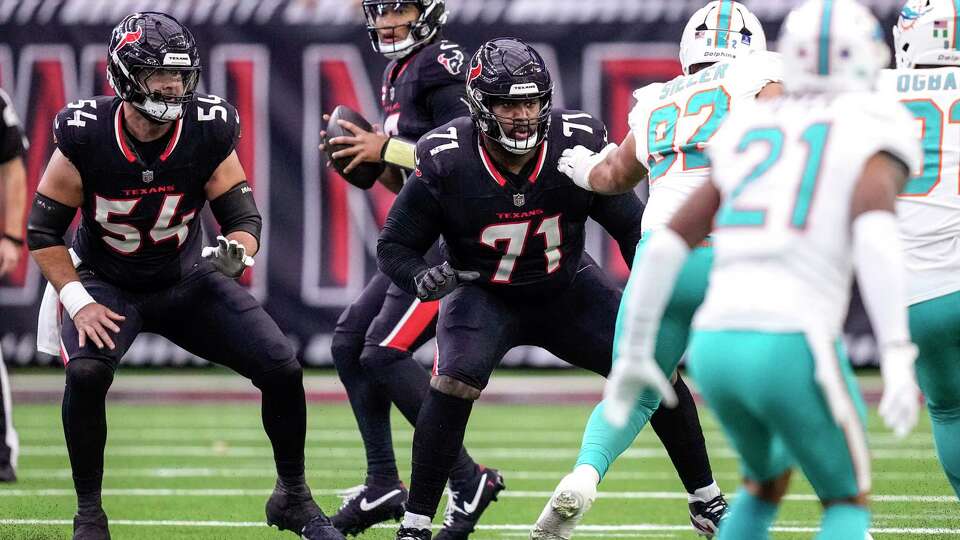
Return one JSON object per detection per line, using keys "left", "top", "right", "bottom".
{"left": 878, "top": 68, "right": 960, "bottom": 305}
{"left": 628, "top": 50, "right": 783, "bottom": 234}
{"left": 694, "top": 93, "right": 921, "bottom": 335}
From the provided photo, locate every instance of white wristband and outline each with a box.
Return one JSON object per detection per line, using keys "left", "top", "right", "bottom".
{"left": 59, "top": 281, "right": 96, "bottom": 319}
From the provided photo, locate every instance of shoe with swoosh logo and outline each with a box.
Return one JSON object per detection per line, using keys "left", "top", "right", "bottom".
{"left": 266, "top": 481, "right": 343, "bottom": 539}
{"left": 331, "top": 482, "right": 408, "bottom": 536}
{"left": 435, "top": 466, "right": 505, "bottom": 540}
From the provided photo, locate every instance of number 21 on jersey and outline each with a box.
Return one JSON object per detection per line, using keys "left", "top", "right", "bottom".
{"left": 716, "top": 122, "right": 830, "bottom": 229}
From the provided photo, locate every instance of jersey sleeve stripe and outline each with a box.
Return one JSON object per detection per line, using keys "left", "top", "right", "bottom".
{"left": 817, "top": 0, "right": 835, "bottom": 76}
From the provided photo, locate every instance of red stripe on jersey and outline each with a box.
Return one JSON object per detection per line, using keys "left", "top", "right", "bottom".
{"left": 381, "top": 299, "right": 440, "bottom": 352}
{"left": 159, "top": 117, "right": 184, "bottom": 161}
{"left": 114, "top": 106, "right": 137, "bottom": 163}
{"left": 478, "top": 138, "right": 508, "bottom": 187}
{"left": 528, "top": 140, "right": 549, "bottom": 183}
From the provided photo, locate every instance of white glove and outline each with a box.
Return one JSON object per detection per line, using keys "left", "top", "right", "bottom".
{"left": 878, "top": 342, "right": 920, "bottom": 439}
{"left": 201, "top": 235, "right": 255, "bottom": 279}
{"left": 557, "top": 143, "right": 617, "bottom": 191}
{"left": 603, "top": 353, "right": 678, "bottom": 428}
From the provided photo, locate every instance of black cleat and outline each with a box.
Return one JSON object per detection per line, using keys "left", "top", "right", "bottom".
{"left": 331, "top": 482, "right": 407, "bottom": 536}
{"left": 266, "top": 482, "right": 344, "bottom": 539}
{"left": 302, "top": 514, "right": 349, "bottom": 540}
{"left": 435, "top": 466, "right": 505, "bottom": 540}
{"left": 396, "top": 526, "right": 432, "bottom": 540}
{"left": 0, "top": 462, "right": 15, "bottom": 483}
{"left": 688, "top": 493, "right": 728, "bottom": 538}
{"left": 72, "top": 511, "right": 110, "bottom": 540}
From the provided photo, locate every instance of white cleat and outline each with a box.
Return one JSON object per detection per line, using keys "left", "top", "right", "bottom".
{"left": 530, "top": 468, "right": 598, "bottom": 540}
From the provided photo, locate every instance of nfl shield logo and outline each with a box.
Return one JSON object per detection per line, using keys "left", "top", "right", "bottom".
{"left": 513, "top": 193, "right": 525, "bottom": 207}
{"left": 142, "top": 170, "right": 154, "bottom": 184}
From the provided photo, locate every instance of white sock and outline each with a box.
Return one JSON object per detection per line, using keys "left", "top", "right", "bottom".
{"left": 401, "top": 511, "right": 432, "bottom": 530}
{"left": 572, "top": 464, "right": 601, "bottom": 486}
{"left": 689, "top": 481, "right": 722, "bottom": 502}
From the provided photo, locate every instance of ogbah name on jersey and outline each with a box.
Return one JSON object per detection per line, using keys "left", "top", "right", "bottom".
{"left": 895, "top": 71, "right": 960, "bottom": 93}
{"left": 659, "top": 63, "right": 731, "bottom": 100}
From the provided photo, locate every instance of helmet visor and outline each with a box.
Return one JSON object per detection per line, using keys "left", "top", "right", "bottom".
{"left": 133, "top": 66, "right": 200, "bottom": 105}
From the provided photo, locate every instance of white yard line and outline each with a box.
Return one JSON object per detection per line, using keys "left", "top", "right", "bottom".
{"left": 0, "top": 488, "right": 953, "bottom": 503}
{"left": 15, "top": 467, "right": 945, "bottom": 483}
{"left": 16, "top": 445, "right": 940, "bottom": 460}
{"left": 0, "top": 519, "right": 958, "bottom": 535}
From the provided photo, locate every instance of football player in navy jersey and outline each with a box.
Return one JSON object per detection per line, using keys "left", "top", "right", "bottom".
{"left": 379, "top": 38, "right": 719, "bottom": 540}
{"left": 26, "top": 12, "right": 343, "bottom": 540}
{"left": 318, "top": 2, "right": 504, "bottom": 538}
{"left": 0, "top": 87, "right": 27, "bottom": 484}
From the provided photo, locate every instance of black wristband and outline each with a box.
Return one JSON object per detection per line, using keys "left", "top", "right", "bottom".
{"left": 2, "top": 233, "right": 23, "bottom": 246}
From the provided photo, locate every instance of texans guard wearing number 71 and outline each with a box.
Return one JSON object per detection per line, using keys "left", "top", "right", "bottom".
{"left": 377, "top": 38, "right": 719, "bottom": 540}
{"left": 27, "top": 12, "right": 344, "bottom": 540}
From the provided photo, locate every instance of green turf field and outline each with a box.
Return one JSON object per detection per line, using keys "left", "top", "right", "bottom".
{"left": 1, "top": 400, "right": 957, "bottom": 539}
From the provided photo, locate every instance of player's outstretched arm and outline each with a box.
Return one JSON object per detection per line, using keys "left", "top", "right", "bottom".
{"left": 29, "top": 150, "right": 125, "bottom": 350}
{"left": 0, "top": 155, "right": 26, "bottom": 277}
{"left": 377, "top": 176, "right": 444, "bottom": 296}
{"left": 850, "top": 152, "right": 919, "bottom": 438}
{"left": 559, "top": 131, "right": 648, "bottom": 194}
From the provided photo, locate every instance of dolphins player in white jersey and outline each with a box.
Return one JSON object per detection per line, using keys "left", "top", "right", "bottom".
{"left": 534, "top": 2, "right": 782, "bottom": 538}
{"left": 878, "top": 0, "right": 960, "bottom": 498}
{"left": 604, "top": 0, "right": 923, "bottom": 538}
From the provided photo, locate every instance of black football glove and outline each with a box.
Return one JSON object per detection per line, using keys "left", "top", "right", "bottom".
{"left": 414, "top": 261, "right": 480, "bottom": 301}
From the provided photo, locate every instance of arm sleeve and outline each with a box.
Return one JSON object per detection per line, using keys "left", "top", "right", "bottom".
{"left": 0, "top": 89, "right": 25, "bottom": 163}
{"left": 589, "top": 191, "right": 645, "bottom": 267}
{"left": 377, "top": 175, "right": 444, "bottom": 295}
{"left": 426, "top": 83, "right": 469, "bottom": 127}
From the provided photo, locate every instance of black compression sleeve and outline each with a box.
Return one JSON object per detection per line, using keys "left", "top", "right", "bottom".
{"left": 377, "top": 177, "right": 443, "bottom": 295}
{"left": 209, "top": 181, "right": 262, "bottom": 243}
{"left": 27, "top": 193, "right": 77, "bottom": 250}
{"left": 426, "top": 84, "right": 469, "bottom": 127}
{"left": 589, "top": 192, "right": 645, "bottom": 268}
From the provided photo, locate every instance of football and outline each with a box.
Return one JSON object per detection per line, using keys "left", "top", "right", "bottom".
{"left": 322, "top": 105, "right": 386, "bottom": 190}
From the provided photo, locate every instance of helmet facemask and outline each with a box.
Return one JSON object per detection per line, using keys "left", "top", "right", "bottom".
{"left": 122, "top": 66, "right": 199, "bottom": 123}
{"left": 362, "top": 0, "right": 447, "bottom": 60}
{"left": 471, "top": 92, "right": 552, "bottom": 155}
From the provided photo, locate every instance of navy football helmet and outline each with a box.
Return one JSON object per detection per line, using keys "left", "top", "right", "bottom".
{"left": 362, "top": 0, "right": 447, "bottom": 59}
{"left": 107, "top": 12, "right": 201, "bottom": 123}
{"left": 466, "top": 38, "right": 553, "bottom": 154}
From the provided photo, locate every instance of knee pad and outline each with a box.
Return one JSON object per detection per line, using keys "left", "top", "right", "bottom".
{"left": 928, "top": 401, "right": 960, "bottom": 424}
{"left": 64, "top": 358, "right": 114, "bottom": 395}
{"left": 253, "top": 360, "right": 303, "bottom": 393}
{"left": 358, "top": 345, "right": 410, "bottom": 372}
{"left": 330, "top": 330, "right": 364, "bottom": 373}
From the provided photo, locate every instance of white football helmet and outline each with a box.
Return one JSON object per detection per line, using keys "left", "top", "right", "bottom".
{"left": 893, "top": 0, "right": 960, "bottom": 68}
{"left": 679, "top": 1, "right": 767, "bottom": 75}
{"left": 779, "top": 0, "right": 890, "bottom": 93}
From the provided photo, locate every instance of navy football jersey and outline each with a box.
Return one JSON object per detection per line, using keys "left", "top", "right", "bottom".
{"left": 0, "top": 88, "right": 26, "bottom": 163}
{"left": 53, "top": 94, "right": 240, "bottom": 291}
{"left": 385, "top": 109, "right": 622, "bottom": 299}
{"left": 381, "top": 39, "right": 469, "bottom": 141}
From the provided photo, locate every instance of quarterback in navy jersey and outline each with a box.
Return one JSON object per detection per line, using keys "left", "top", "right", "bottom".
{"left": 27, "top": 13, "right": 343, "bottom": 540}
{"left": 318, "top": 2, "right": 503, "bottom": 538}
{"left": 379, "top": 39, "right": 720, "bottom": 540}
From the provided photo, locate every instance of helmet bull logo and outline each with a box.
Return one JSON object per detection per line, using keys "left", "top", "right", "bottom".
{"left": 113, "top": 27, "right": 143, "bottom": 54}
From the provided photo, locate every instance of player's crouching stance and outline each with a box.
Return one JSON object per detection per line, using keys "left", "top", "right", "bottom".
{"left": 604, "top": 1, "right": 922, "bottom": 538}
{"left": 28, "top": 12, "right": 344, "bottom": 540}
